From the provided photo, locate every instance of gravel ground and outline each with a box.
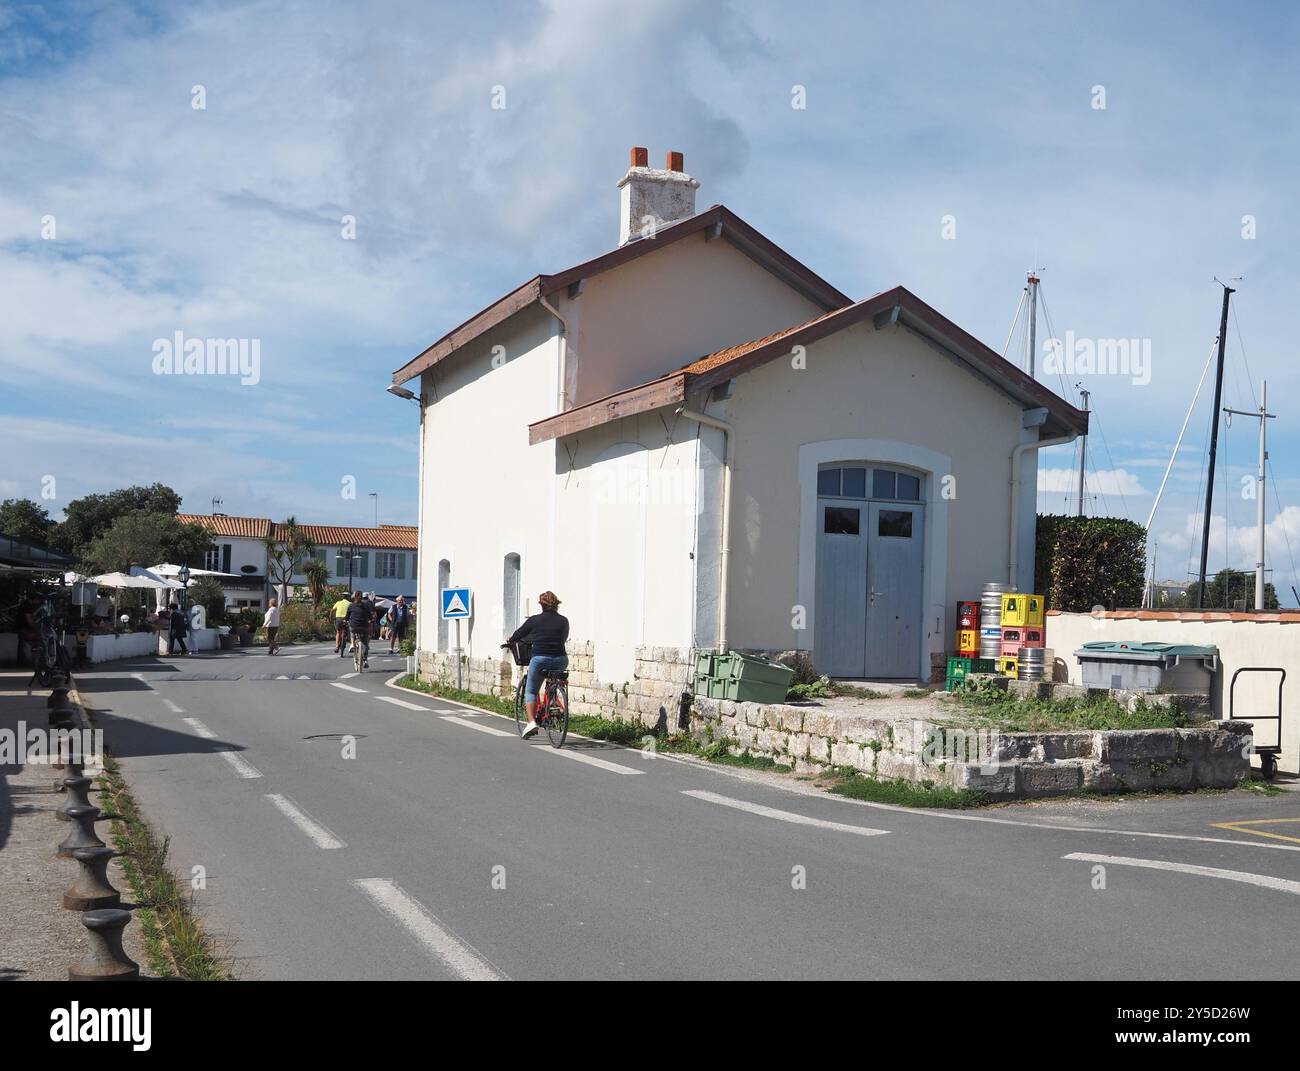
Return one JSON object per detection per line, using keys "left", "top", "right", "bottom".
{"left": 0, "top": 669, "right": 149, "bottom": 981}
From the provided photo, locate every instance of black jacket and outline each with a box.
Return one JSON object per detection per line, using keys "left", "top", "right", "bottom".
{"left": 508, "top": 610, "right": 569, "bottom": 657}
{"left": 170, "top": 610, "right": 188, "bottom": 636}
{"left": 346, "top": 602, "right": 372, "bottom": 630}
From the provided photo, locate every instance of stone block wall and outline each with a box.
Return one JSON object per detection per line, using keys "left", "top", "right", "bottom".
{"left": 688, "top": 696, "right": 1254, "bottom": 799}
{"left": 416, "top": 638, "right": 694, "bottom": 730}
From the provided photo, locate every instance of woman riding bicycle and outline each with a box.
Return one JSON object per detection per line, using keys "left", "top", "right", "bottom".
{"left": 504, "top": 591, "right": 568, "bottom": 740}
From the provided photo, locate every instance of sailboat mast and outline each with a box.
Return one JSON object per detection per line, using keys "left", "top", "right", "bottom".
{"left": 1026, "top": 272, "right": 1039, "bottom": 378}
{"left": 1197, "top": 283, "right": 1234, "bottom": 608}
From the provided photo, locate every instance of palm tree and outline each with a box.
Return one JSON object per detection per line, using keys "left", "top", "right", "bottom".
{"left": 264, "top": 516, "right": 316, "bottom": 605}
{"left": 302, "top": 557, "right": 330, "bottom": 614}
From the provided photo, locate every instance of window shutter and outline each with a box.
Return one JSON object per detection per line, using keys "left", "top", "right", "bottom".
{"left": 222, "top": 544, "right": 232, "bottom": 573}
{"left": 358, "top": 551, "right": 369, "bottom": 578}
{"left": 397, "top": 554, "right": 406, "bottom": 580}
{"left": 335, "top": 550, "right": 348, "bottom": 577}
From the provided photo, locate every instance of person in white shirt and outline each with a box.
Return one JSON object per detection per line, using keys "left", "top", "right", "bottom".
{"left": 263, "top": 598, "right": 281, "bottom": 655}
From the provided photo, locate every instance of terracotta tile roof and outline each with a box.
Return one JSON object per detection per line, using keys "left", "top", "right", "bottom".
{"left": 392, "top": 205, "right": 852, "bottom": 386}
{"left": 177, "top": 514, "right": 271, "bottom": 539}
{"left": 276, "top": 524, "right": 419, "bottom": 550}
{"left": 529, "top": 286, "right": 1089, "bottom": 445}
{"left": 178, "top": 514, "right": 419, "bottom": 550}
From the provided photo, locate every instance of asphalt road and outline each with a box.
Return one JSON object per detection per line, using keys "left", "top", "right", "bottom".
{"left": 77, "top": 643, "right": 1300, "bottom": 980}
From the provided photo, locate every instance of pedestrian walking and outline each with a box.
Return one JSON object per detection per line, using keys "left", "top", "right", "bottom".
{"left": 263, "top": 598, "right": 281, "bottom": 654}
{"left": 387, "top": 595, "right": 410, "bottom": 653}
{"left": 167, "top": 602, "right": 189, "bottom": 656}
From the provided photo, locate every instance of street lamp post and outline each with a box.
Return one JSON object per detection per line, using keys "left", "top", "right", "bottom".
{"left": 178, "top": 564, "right": 191, "bottom": 616}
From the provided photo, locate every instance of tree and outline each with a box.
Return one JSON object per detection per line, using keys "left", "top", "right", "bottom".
{"left": 0, "top": 498, "right": 55, "bottom": 545}
{"left": 187, "top": 575, "right": 228, "bottom": 626}
{"left": 264, "top": 517, "right": 316, "bottom": 605}
{"left": 82, "top": 513, "right": 212, "bottom": 575}
{"left": 1180, "top": 568, "right": 1279, "bottom": 610}
{"left": 54, "top": 484, "right": 182, "bottom": 555}
{"left": 1035, "top": 515, "right": 1147, "bottom": 611}
{"left": 302, "top": 557, "right": 331, "bottom": 612}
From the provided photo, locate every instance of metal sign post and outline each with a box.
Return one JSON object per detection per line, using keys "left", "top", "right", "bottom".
{"left": 440, "top": 586, "right": 473, "bottom": 691}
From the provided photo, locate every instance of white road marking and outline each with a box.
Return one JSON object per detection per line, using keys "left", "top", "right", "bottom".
{"left": 217, "top": 749, "right": 263, "bottom": 779}
{"left": 331, "top": 682, "right": 368, "bottom": 694}
{"left": 439, "top": 715, "right": 516, "bottom": 738}
{"left": 1063, "top": 853, "right": 1300, "bottom": 896}
{"left": 682, "top": 789, "right": 889, "bottom": 836}
{"left": 375, "top": 695, "right": 433, "bottom": 712}
{"left": 340, "top": 672, "right": 359, "bottom": 679}
{"left": 161, "top": 698, "right": 184, "bottom": 713}
{"left": 275, "top": 674, "right": 290, "bottom": 680}
{"left": 284, "top": 654, "right": 308, "bottom": 659}
{"left": 181, "top": 718, "right": 262, "bottom": 778}
{"left": 541, "top": 746, "right": 644, "bottom": 775}
{"left": 266, "top": 794, "right": 345, "bottom": 850}
{"left": 352, "top": 879, "right": 506, "bottom": 981}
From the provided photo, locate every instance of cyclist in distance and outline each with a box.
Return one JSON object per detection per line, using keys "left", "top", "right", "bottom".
{"left": 504, "top": 591, "right": 569, "bottom": 739}
{"left": 346, "top": 591, "right": 372, "bottom": 669}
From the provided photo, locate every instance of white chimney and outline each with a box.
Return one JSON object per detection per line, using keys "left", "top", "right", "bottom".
{"left": 617, "top": 147, "right": 699, "bottom": 245}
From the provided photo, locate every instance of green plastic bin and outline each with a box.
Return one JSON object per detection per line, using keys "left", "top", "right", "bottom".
{"left": 714, "top": 677, "right": 790, "bottom": 704}
{"left": 723, "top": 652, "right": 795, "bottom": 687}
{"left": 695, "top": 651, "right": 717, "bottom": 677}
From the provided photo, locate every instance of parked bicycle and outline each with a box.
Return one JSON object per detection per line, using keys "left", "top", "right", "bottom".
{"left": 507, "top": 640, "right": 568, "bottom": 748}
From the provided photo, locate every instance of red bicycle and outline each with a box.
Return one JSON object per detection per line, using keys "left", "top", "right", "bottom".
{"left": 507, "top": 640, "right": 569, "bottom": 748}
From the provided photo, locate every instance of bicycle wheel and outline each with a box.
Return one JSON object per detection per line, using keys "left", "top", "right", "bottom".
{"left": 545, "top": 682, "right": 568, "bottom": 748}
{"left": 513, "top": 675, "right": 527, "bottom": 737}
{"left": 354, "top": 637, "right": 363, "bottom": 673}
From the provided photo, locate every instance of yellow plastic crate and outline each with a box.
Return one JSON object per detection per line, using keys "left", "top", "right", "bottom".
{"left": 998, "top": 655, "right": 1019, "bottom": 679}
{"left": 955, "top": 628, "right": 979, "bottom": 653}
{"left": 1001, "top": 593, "right": 1045, "bottom": 627}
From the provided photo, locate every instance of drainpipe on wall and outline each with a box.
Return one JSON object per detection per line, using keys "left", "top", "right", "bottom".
{"left": 1009, "top": 419, "right": 1077, "bottom": 587}
{"left": 538, "top": 295, "right": 569, "bottom": 412}
{"left": 677, "top": 406, "right": 734, "bottom": 653}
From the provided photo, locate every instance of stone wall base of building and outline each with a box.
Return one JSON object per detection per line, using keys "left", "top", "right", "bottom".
{"left": 687, "top": 697, "right": 1253, "bottom": 799}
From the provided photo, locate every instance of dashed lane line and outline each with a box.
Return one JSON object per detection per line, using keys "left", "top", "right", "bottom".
{"left": 539, "top": 746, "right": 644, "bottom": 775}
{"left": 1063, "top": 852, "right": 1300, "bottom": 897}
{"left": 351, "top": 878, "right": 506, "bottom": 981}
{"left": 438, "top": 715, "right": 517, "bottom": 738}
{"left": 330, "top": 682, "right": 369, "bottom": 694}
{"left": 161, "top": 698, "right": 184, "bottom": 714}
{"left": 266, "top": 794, "right": 345, "bottom": 850}
{"left": 682, "top": 789, "right": 889, "bottom": 836}
{"left": 181, "top": 718, "right": 262, "bottom": 779}
{"left": 374, "top": 695, "right": 434, "bottom": 712}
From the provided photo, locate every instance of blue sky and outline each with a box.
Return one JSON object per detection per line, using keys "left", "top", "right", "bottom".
{"left": 2, "top": 0, "right": 1297, "bottom": 598}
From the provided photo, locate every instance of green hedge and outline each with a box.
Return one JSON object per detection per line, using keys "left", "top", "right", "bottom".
{"left": 1035, "top": 515, "right": 1146, "bottom": 612}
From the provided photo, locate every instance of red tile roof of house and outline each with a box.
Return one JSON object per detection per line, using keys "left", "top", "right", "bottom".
{"left": 275, "top": 523, "right": 419, "bottom": 550}
{"left": 177, "top": 514, "right": 272, "bottom": 539}
{"left": 178, "top": 514, "right": 418, "bottom": 549}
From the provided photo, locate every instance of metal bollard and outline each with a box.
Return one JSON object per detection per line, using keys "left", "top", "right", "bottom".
{"left": 56, "top": 775, "right": 95, "bottom": 823}
{"left": 57, "top": 804, "right": 106, "bottom": 857}
{"left": 49, "top": 701, "right": 76, "bottom": 729}
{"left": 48, "top": 683, "right": 71, "bottom": 708}
{"left": 64, "top": 846, "right": 122, "bottom": 911}
{"left": 68, "top": 908, "right": 139, "bottom": 981}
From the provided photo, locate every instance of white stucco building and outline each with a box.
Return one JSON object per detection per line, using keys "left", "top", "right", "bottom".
{"left": 393, "top": 149, "right": 1087, "bottom": 720}
{"left": 178, "top": 514, "right": 419, "bottom": 607}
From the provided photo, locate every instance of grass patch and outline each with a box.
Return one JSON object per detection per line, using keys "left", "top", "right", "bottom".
{"left": 1238, "top": 775, "right": 1284, "bottom": 796}
{"left": 97, "top": 752, "right": 230, "bottom": 981}
{"left": 818, "top": 767, "right": 988, "bottom": 809}
{"left": 394, "top": 674, "right": 648, "bottom": 745}
{"left": 951, "top": 683, "right": 1191, "bottom": 732}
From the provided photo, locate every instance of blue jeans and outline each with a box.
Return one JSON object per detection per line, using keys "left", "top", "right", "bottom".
{"left": 525, "top": 655, "right": 568, "bottom": 704}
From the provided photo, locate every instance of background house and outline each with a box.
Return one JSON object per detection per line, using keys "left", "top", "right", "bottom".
{"left": 394, "top": 150, "right": 1086, "bottom": 720}
{"left": 178, "top": 515, "right": 419, "bottom": 608}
